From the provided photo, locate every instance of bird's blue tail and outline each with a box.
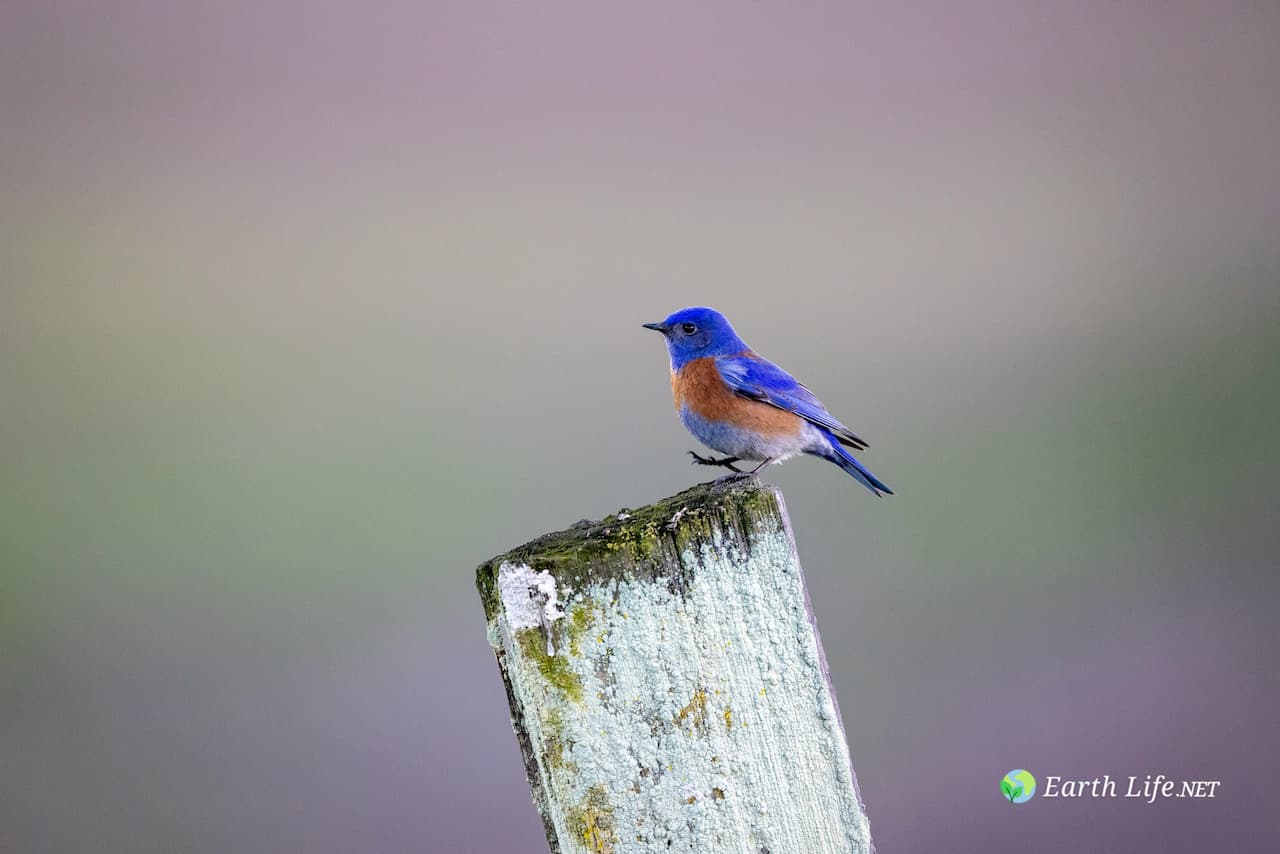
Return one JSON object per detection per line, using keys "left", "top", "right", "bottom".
{"left": 817, "top": 432, "right": 894, "bottom": 497}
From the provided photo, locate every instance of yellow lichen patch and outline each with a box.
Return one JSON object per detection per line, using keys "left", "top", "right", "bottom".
{"left": 566, "top": 784, "right": 616, "bottom": 854}
{"left": 674, "top": 688, "right": 709, "bottom": 734}
{"left": 723, "top": 707, "right": 733, "bottom": 730}
{"left": 711, "top": 787, "right": 726, "bottom": 800}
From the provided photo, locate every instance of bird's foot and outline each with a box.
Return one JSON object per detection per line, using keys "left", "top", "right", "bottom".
{"left": 707, "top": 457, "right": 774, "bottom": 484}
{"left": 688, "top": 451, "right": 743, "bottom": 473}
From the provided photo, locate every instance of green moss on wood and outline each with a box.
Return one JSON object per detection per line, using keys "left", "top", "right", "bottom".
{"left": 475, "top": 478, "right": 784, "bottom": 622}
{"left": 566, "top": 601, "right": 595, "bottom": 658}
{"left": 515, "top": 629, "right": 585, "bottom": 703}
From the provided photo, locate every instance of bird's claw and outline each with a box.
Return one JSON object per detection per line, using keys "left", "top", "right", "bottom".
{"left": 688, "top": 451, "right": 744, "bottom": 472}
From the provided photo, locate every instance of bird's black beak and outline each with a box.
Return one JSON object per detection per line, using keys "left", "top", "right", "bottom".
{"left": 642, "top": 322, "right": 670, "bottom": 333}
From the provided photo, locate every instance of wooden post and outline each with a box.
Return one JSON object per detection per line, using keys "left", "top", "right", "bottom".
{"left": 476, "top": 478, "right": 872, "bottom": 854}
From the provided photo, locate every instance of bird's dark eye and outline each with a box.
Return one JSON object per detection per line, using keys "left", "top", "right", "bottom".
{"left": 681, "top": 322, "right": 698, "bottom": 335}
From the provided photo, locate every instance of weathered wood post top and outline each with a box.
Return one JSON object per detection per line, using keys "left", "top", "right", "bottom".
{"left": 477, "top": 478, "right": 872, "bottom": 854}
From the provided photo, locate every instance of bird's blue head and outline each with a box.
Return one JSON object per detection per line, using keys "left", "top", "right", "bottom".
{"left": 643, "top": 307, "right": 748, "bottom": 370}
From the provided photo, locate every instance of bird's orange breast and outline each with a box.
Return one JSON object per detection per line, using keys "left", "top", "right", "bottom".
{"left": 672, "top": 357, "right": 802, "bottom": 438}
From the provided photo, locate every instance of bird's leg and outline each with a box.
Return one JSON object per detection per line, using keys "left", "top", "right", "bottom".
{"left": 746, "top": 457, "right": 774, "bottom": 475}
{"left": 688, "top": 451, "right": 744, "bottom": 472}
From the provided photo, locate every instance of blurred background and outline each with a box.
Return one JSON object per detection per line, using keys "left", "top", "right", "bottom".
{"left": 3, "top": 2, "right": 1278, "bottom": 852}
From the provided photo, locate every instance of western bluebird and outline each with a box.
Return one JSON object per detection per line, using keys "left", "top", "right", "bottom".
{"left": 644, "top": 306, "right": 893, "bottom": 497}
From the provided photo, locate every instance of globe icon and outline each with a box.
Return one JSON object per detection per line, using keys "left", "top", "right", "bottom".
{"left": 1001, "top": 769, "right": 1036, "bottom": 804}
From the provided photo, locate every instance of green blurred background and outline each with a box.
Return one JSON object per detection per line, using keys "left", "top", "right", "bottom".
{"left": 2, "top": 2, "right": 1278, "bottom": 852}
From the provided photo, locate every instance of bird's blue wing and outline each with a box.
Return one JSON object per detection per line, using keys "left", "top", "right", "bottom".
{"left": 715, "top": 353, "right": 869, "bottom": 450}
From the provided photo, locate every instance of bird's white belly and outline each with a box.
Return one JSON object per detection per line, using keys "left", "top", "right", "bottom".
{"left": 679, "top": 405, "right": 822, "bottom": 462}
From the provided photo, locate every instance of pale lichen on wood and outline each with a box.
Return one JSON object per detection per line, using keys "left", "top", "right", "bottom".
{"left": 477, "top": 479, "right": 872, "bottom": 854}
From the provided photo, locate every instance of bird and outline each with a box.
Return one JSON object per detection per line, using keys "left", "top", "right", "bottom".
{"left": 643, "top": 306, "right": 893, "bottom": 497}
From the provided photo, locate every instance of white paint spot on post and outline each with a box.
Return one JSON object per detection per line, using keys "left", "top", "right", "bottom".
{"left": 498, "top": 561, "right": 565, "bottom": 656}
